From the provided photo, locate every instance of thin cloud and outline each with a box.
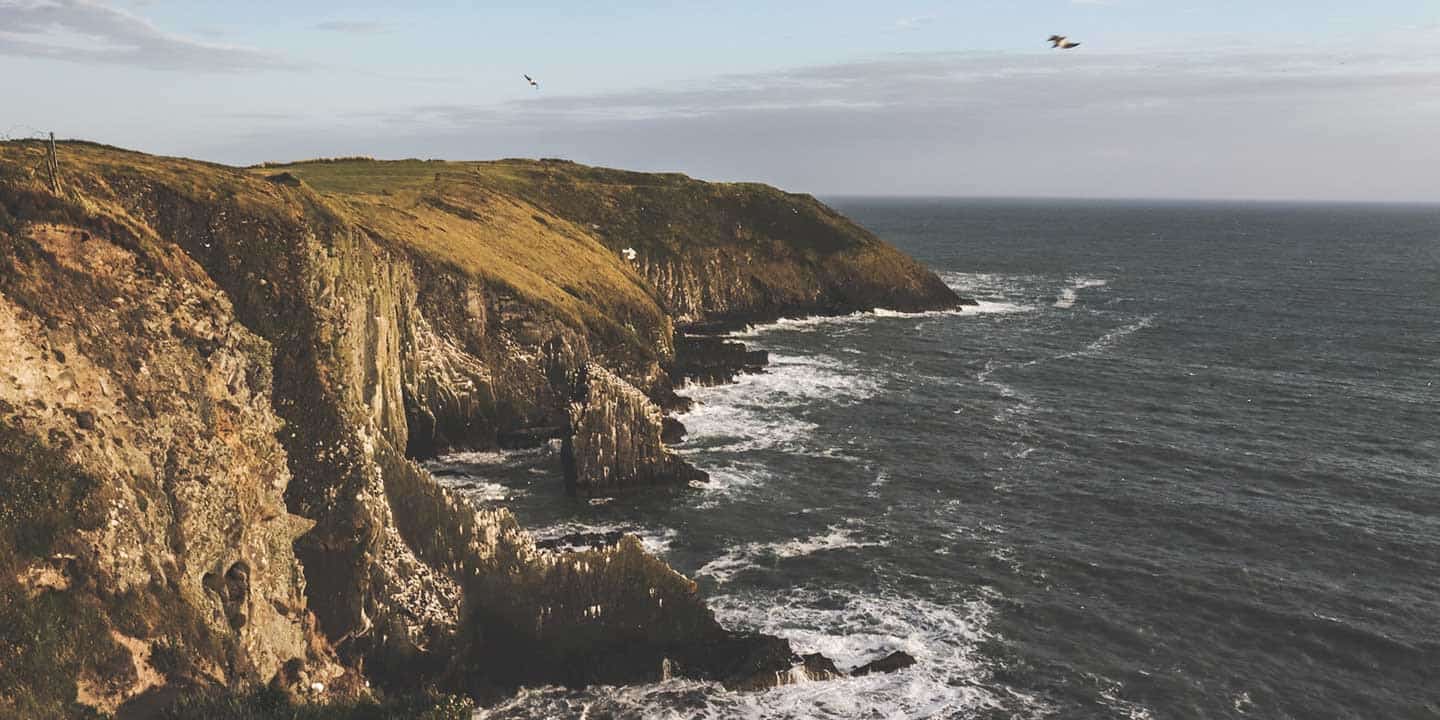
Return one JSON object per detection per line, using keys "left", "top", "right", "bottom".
{"left": 894, "top": 16, "right": 935, "bottom": 31}
{"left": 312, "top": 45, "right": 1439, "bottom": 202}
{"left": 428, "top": 47, "right": 1440, "bottom": 126}
{"left": 0, "top": 0, "right": 296, "bottom": 71}
{"left": 312, "top": 20, "right": 391, "bottom": 35}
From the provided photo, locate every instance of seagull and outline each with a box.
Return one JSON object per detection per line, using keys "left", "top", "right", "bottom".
{"left": 524, "top": 74, "right": 539, "bottom": 89}
{"left": 1048, "top": 35, "right": 1082, "bottom": 50}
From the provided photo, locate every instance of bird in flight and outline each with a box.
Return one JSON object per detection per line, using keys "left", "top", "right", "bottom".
{"left": 524, "top": 74, "right": 539, "bottom": 89}
{"left": 1048, "top": 35, "right": 1082, "bottom": 50}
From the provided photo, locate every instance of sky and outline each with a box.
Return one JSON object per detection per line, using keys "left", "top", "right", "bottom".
{"left": 2, "top": 0, "right": 1439, "bottom": 201}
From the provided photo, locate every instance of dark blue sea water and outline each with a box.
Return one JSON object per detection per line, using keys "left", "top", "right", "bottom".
{"left": 447, "top": 199, "right": 1440, "bottom": 719}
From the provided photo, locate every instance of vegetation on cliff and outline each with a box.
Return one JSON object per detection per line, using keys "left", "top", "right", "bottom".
{"left": 0, "top": 140, "right": 960, "bottom": 715}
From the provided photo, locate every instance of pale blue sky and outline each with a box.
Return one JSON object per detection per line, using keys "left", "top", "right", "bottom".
{"left": 3, "top": 1, "right": 1439, "bottom": 200}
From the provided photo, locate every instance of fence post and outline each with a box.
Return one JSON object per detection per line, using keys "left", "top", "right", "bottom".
{"left": 47, "top": 132, "right": 60, "bottom": 193}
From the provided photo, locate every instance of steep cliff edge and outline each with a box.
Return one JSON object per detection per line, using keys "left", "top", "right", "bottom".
{"left": 0, "top": 141, "right": 960, "bottom": 714}
{"left": 444, "top": 158, "right": 963, "bottom": 326}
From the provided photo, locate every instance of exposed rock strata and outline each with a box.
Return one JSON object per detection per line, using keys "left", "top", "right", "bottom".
{"left": 473, "top": 159, "right": 964, "bottom": 327}
{"left": 0, "top": 218, "right": 328, "bottom": 717}
{"left": 672, "top": 334, "right": 769, "bottom": 386}
{"left": 562, "top": 363, "right": 707, "bottom": 496}
{"left": 0, "top": 142, "right": 956, "bottom": 713}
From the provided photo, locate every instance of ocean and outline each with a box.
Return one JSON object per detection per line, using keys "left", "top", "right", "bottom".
{"left": 440, "top": 198, "right": 1440, "bottom": 719}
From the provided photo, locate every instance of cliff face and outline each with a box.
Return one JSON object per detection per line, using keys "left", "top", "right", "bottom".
{"left": 0, "top": 141, "right": 960, "bottom": 715}
{"left": 0, "top": 210, "right": 321, "bottom": 717}
{"left": 448, "top": 159, "right": 962, "bottom": 327}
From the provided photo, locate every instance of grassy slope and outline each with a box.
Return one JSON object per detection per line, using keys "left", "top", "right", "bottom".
{"left": 254, "top": 156, "right": 960, "bottom": 324}
{"left": 249, "top": 157, "right": 665, "bottom": 334}
{"left": 7, "top": 145, "right": 953, "bottom": 336}
{"left": 0, "top": 142, "right": 669, "bottom": 365}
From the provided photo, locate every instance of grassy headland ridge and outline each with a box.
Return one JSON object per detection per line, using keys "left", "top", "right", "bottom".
{"left": 0, "top": 140, "right": 961, "bottom": 717}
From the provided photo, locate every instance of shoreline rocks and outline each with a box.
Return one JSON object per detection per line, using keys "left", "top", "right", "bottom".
{"left": 850, "top": 650, "right": 918, "bottom": 677}
{"left": 561, "top": 363, "right": 707, "bottom": 496}
{"left": 671, "top": 334, "right": 769, "bottom": 386}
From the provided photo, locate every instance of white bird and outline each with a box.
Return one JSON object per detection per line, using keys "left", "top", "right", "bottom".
{"left": 524, "top": 74, "right": 539, "bottom": 89}
{"left": 1048, "top": 35, "right": 1082, "bottom": 50}
{"left": 621, "top": 247, "right": 638, "bottom": 261}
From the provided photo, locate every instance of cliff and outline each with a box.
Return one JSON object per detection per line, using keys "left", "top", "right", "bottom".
{"left": 0, "top": 140, "right": 961, "bottom": 716}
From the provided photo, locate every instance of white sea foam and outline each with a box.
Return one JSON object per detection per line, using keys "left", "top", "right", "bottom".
{"left": 696, "top": 523, "right": 888, "bottom": 584}
{"left": 438, "top": 478, "right": 513, "bottom": 503}
{"left": 866, "top": 469, "right": 890, "bottom": 499}
{"left": 1008, "top": 314, "right": 1159, "bottom": 374}
{"left": 1054, "top": 276, "right": 1110, "bottom": 309}
{"left": 966, "top": 299, "right": 1032, "bottom": 315}
{"left": 1097, "top": 677, "right": 1158, "bottom": 720}
{"left": 1082, "top": 315, "right": 1156, "bottom": 355}
{"left": 729, "top": 311, "right": 872, "bottom": 337}
{"left": 678, "top": 353, "right": 878, "bottom": 455}
{"left": 728, "top": 296, "right": 1031, "bottom": 339}
{"left": 706, "top": 587, "right": 1049, "bottom": 719}
{"left": 427, "top": 449, "right": 544, "bottom": 503}
{"left": 432, "top": 447, "right": 543, "bottom": 466}
{"left": 476, "top": 587, "right": 1046, "bottom": 720}
{"left": 528, "top": 521, "right": 678, "bottom": 557}
{"left": 940, "top": 271, "right": 1043, "bottom": 316}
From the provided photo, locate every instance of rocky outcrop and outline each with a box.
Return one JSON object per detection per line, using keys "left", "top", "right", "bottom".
{"left": 562, "top": 364, "right": 706, "bottom": 496}
{"left": 0, "top": 217, "right": 330, "bottom": 717}
{"left": 672, "top": 334, "right": 769, "bottom": 386}
{"left": 0, "top": 141, "right": 951, "bottom": 713}
{"left": 850, "top": 650, "right": 917, "bottom": 677}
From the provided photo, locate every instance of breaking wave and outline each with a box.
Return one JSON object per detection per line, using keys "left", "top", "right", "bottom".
{"left": 1055, "top": 277, "right": 1110, "bottom": 309}
{"left": 679, "top": 353, "right": 879, "bottom": 455}
{"left": 697, "top": 523, "right": 888, "bottom": 584}
{"left": 475, "top": 587, "right": 1047, "bottom": 720}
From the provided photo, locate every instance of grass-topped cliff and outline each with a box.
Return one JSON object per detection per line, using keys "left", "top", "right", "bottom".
{"left": 0, "top": 140, "right": 960, "bottom": 716}
{"left": 256, "top": 155, "right": 961, "bottom": 327}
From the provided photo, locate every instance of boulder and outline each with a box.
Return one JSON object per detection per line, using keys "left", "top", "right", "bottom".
{"left": 850, "top": 650, "right": 917, "bottom": 677}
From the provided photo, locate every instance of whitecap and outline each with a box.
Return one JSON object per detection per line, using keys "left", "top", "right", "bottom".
{"left": 1012, "top": 314, "right": 1159, "bottom": 371}
{"left": 678, "top": 354, "right": 878, "bottom": 455}
{"left": 689, "top": 462, "right": 773, "bottom": 509}
{"left": 1054, "top": 276, "right": 1110, "bottom": 309}
{"left": 1081, "top": 315, "right": 1156, "bottom": 355}
{"left": 728, "top": 311, "right": 872, "bottom": 338}
{"left": 866, "top": 469, "right": 890, "bottom": 499}
{"left": 728, "top": 297, "right": 1031, "bottom": 339}
{"left": 697, "top": 523, "right": 888, "bottom": 584}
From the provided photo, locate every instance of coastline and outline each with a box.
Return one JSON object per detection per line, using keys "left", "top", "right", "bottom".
{"left": 0, "top": 140, "right": 961, "bottom": 716}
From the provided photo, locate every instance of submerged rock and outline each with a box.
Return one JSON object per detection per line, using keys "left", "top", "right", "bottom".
{"left": 850, "top": 650, "right": 917, "bottom": 677}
